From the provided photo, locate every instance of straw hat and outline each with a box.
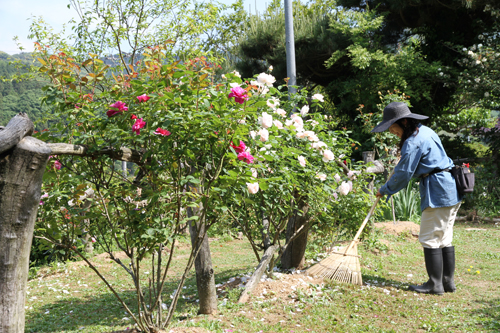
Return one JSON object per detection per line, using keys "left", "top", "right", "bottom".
{"left": 371, "top": 102, "right": 428, "bottom": 133}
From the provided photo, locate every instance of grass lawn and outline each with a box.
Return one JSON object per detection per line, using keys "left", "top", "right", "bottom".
{"left": 25, "top": 222, "right": 500, "bottom": 333}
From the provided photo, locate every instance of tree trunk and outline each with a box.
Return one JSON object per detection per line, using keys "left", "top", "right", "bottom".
{"left": 0, "top": 132, "right": 50, "bottom": 333}
{"left": 281, "top": 202, "right": 310, "bottom": 270}
{"left": 238, "top": 244, "right": 279, "bottom": 303}
{"left": 187, "top": 207, "right": 217, "bottom": 315}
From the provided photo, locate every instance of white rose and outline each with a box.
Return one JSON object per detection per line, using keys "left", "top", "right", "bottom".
{"left": 259, "top": 112, "right": 273, "bottom": 129}
{"left": 300, "top": 105, "right": 310, "bottom": 117}
{"left": 347, "top": 171, "right": 356, "bottom": 179}
{"left": 256, "top": 73, "right": 276, "bottom": 87}
{"left": 312, "top": 93, "right": 324, "bottom": 102}
{"left": 338, "top": 181, "right": 350, "bottom": 196}
{"left": 334, "top": 174, "right": 341, "bottom": 182}
{"left": 292, "top": 116, "right": 304, "bottom": 129}
{"left": 315, "top": 173, "right": 327, "bottom": 181}
{"left": 238, "top": 118, "right": 246, "bottom": 124}
{"left": 247, "top": 182, "right": 259, "bottom": 194}
{"left": 275, "top": 108, "right": 287, "bottom": 117}
{"left": 273, "top": 120, "right": 283, "bottom": 129}
{"left": 229, "top": 82, "right": 240, "bottom": 88}
{"left": 298, "top": 156, "right": 307, "bottom": 167}
{"left": 322, "top": 149, "right": 335, "bottom": 162}
{"left": 267, "top": 97, "right": 280, "bottom": 109}
{"left": 296, "top": 131, "right": 308, "bottom": 139}
{"left": 311, "top": 141, "right": 327, "bottom": 150}
{"left": 232, "top": 70, "right": 241, "bottom": 78}
{"left": 258, "top": 128, "right": 269, "bottom": 142}
{"left": 250, "top": 131, "right": 257, "bottom": 139}
{"left": 251, "top": 168, "right": 258, "bottom": 178}
{"left": 285, "top": 119, "right": 294, "bottom": 127}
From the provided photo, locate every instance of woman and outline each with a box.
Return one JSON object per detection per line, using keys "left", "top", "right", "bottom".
{"left": 373, "top": 102, "right": 462, "bottom": 295}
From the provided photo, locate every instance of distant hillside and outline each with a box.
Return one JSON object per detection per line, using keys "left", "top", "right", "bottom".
{"left": 0, "top": 51, "right": 51, "bottom": 129}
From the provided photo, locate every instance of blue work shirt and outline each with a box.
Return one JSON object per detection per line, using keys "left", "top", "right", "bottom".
{"left": 380, "top": 124, "right": 462, "bottom": 212}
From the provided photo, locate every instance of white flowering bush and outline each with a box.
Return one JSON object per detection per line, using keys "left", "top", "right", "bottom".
{"left": 219, "top": 71, "right": 371, "bottom": 263}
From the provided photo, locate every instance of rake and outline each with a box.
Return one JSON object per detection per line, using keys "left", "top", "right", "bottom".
{"left": 307, "top": 165, "right": 399, "bottom": 285}
{"left": 306, "top": 196, "right": 381, "bottom": 285}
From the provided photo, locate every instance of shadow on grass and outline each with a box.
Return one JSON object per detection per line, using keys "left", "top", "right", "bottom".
{"left": 360, "top": 273, "right": 411, "bottom": 289}
{"left": 25, "top": 267, "right": 253, "bottom": 333}
{"left": 471, "top": 298, "right": 500, "bottom": 332}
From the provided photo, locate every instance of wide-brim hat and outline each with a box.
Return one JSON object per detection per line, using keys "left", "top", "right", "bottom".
{"left": 371, "top": 102, "right": 428, "bottom": 133}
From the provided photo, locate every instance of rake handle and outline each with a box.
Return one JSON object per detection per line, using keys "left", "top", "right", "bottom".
{"left": 342, "top": 167, "right": 397, "bottom": 256}
{"left": 343, "top": 196, "right": 381, "bottom": 255}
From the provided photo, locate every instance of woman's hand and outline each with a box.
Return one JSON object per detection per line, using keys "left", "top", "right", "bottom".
{"left": 376, "top": 188, "right": 384, "bottom": 198}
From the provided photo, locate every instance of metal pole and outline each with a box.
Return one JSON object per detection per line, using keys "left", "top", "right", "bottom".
{"left": 122, "top": 160, "right": 127, "bottom": 178}
{"left": 284, "top": 0, "right": 297, "bottom": 96}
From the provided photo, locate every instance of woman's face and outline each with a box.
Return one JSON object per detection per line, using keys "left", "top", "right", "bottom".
{"left": 389, "top": 122, "right": 404, "bottom": 138}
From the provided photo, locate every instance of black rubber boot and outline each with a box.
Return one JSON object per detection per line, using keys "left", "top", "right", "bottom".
{"left": 409, "top": 248, "right": 444, "bottom": 295}
{"left": 442, "top": 246, "right": 456, "bottom": 292}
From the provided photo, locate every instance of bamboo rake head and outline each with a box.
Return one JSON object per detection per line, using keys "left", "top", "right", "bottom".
{"left": 306, "top": 242, "right": 362, "bottom": 285}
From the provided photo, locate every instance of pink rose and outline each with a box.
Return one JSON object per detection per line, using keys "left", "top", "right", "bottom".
{"left": 137, "top": 94, "right": 150, "bottom": 102}
{"left": 130, "top": 114, "right": 138, "bottom": 120}
{"left": 230, "top": 140, "right": 246, "bottom": 154}
{"left": 298, "top": 156, "right": 307, "bottom": 167}
{"left": 154, "top": 128, "right": 171, "bottom": 136}
{"left": 107, "top": 101, "right": 128, "bottom": 117}
{"left": 132, "top": 118, "right": 146, "bottom": 135}
{"left": 54, "top": 160, "right": 62, "bottom": 170}
{"left": 237, "top": 151, "right": 254, "bottom": 164}
{"left": 228, "top": 86, "right": 249, "bottom": 104}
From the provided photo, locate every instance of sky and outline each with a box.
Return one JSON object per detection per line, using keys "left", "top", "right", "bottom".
{"left": 0, "top": 0, "right": 270, "bottom": 55}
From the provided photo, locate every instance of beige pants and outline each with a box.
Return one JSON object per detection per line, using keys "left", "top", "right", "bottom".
{"left": 419, "top": 202, "right": 461, "bottom": 248}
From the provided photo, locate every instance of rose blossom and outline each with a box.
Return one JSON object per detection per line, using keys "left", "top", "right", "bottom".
{"left": 107, "top": 101, "right": 128, "bottom": 117}
{"left": 322, "top": 149, "right": 335, "bottom": 162}
{"left": 232, "top": 70, "right": 241, "bottom": 77}
{"left": 247, "top": 182, "right": 259, "bottom": 194}
{"left": 130, "top": 114, "right": 138, "bottom": 120}
{"left": 258, "top": 128, "right": 269, "bottom": 142}
{"left": 332, "top": 193, "right": 338, "bottom": 200}
{"left": 154, "top": 128, "right": 171, "bottom": 136}
{"left": 251, "top": 168, "right": 258, "bottom": 178}
{"left": 238, "top": 151, "right": 254, "bottom": 164}
{"left": 338, "top": 181, "right": 351, "bottom": 196}
{"left": 275, "top": 108, "right": 286, "bottom": 117}
{"left": 228, "top": 86, "right": 249, "bottom": 104}
{"left": 249, "top": 131, "right": 257, "bottom": 139}
{"left": 347, "top": 171, "right": 356, "bottom": 179}
{"left": 312, "top": 93, "right": 324, "bottom": 102}
{"left": 316, "top": 173, "right": 327, "bottom": 181}
{"left": 300, "top": 105, "right": 310, "bottom": 117}
{"left": 54, "top": 160, "right": 62, "bottom": 170}
{"left": 137, "top": 94, "right": 150, "bottom": 102}
{"left": 267, "top": 97, "right": 280, "bottom": 109}
{"left": 132, "top": 118, "right": 146, "bottom": 135}
{"left": 334, "top": 174, "right": 341, "bottom": 182}
{"left": 311, "top": 141, "right": 327, "bottom": 150}
{"left": 259, "top": 112, "right": 273, "bottom": 129}
{"left": 256, "top": 73, "right": 276, "bottom": 87}
{"left": 292, "top": 117, "right": 304, "bottom": 131}
{"left": 298, "top": 155, "right": 307, "bottom": 167}
{"left": 230, "top": 140, "right": 247, "bottom": 154}
{"left": 273, "top": 120, "right": 283, "bottom": 129}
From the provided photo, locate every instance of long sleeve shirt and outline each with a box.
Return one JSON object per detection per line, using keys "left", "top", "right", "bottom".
{"left": 379, "top": 124, "right": 462, "bottom": 212}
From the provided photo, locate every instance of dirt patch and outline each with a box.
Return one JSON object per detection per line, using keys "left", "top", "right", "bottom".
{"left": 374, "top": 221, "right": 420, "bottom": 237}
{"left": 109, "top": 329, "right": 211, "bottom": 333}
{"left": 251, "top": 272, "right": 325, "bottom": 301}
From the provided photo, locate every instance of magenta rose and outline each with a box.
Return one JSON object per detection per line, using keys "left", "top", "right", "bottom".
{"left": 228, "top": 86, "right": 249, "bottom": 104}
{"left": 132, "top": 118, "right": 146, "bottom": 134}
